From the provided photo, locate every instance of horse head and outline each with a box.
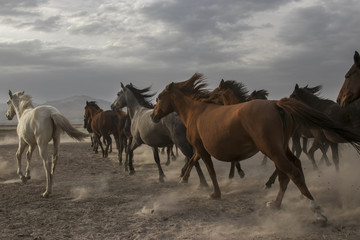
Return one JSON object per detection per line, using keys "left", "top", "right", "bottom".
{"left": 337, "top": 51, "right": 360, "bottom": 107}
{"left": 6, "top": 90, "right": 26, "bottom": 120}
{"left": 152, "top": 82, "right": 175, "bottom": 123}
{"left": 111, "top": 82, "right": 128, "bottom": 110}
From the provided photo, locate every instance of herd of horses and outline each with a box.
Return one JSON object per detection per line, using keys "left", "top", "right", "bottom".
{"left": 5, "top": 51, "right": 360, "bottom": 226}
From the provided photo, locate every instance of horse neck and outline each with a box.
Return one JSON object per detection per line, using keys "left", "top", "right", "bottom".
{"left": 88, "top": 107, "right": 102, "bottom": 118}
{"left": 171, "top": 90, "right": 203, "bottom": 126}
{"left": 298, "top": 93, "right": 333, "bottom": 111}
{"left": 13, "top": 100, "right": 34, "bottom": 120}
{"left": 124, "top": 90, "right": 143, "bottom": 119}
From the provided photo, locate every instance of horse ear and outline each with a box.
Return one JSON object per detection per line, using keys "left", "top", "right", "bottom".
{"left": 86, "top": 101, "right": 89, "bottom": 105}
{"left": 354, "top": 51, "right": 360, "bottom": 65}
{"left": 220, "top": 79, "right": 225, "bottom": 88}
{"left": 295, "top": 84, "right": 299, "bottom": 90}
{"left": 8, "top": 90, "right": 13, "bottom": 99}
{"left": 120, "top": 82, "right": 125, "bottom": 89}
{"left": 167, "top": 82, "right": 174, "bottom": 90}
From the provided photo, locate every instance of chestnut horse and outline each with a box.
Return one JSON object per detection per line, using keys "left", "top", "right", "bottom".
{"left": 152, "top": 73, "right": 360, "bottom": 225}
{"left": 204, "top": 79, "right": 269, "bottom": 179}
{"left": 337, "top": 51, "right": 360, "bottom": 107}
{"left": 84, "top": 101, "right": 127, "bottom": 164}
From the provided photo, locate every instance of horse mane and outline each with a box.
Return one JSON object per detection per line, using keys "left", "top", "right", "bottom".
{"left": 125, "top": 84, "right": 155, "bottom": 109}
{"left": 18, "top": 93, "right": 34, "bottom": 112}
{"left": 293, "top": 85, "right": 335, "bottom": 107}
{"left": 174, "top": 72, "right": 210, "bottom": 99}
{"left": 248, "top": 89, "right": 269, "bottom": 100}
{"left": 219, "top": 80, "right": 249, "bottom": 102}
{"left": 86, "top": 101, "right": 101, "bottom": 110}
{"left": 304, "top": 85, "right": 322, "bottom": 95}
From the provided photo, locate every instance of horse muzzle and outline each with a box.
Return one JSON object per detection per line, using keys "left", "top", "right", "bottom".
{"left": 6, "top": 113, "right": 13, "bottom": 120}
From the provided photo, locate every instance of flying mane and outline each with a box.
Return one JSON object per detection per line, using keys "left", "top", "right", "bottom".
{"left": 173, "top": 72, "right": 210, "bottom": 100}
{"left": 86, "top": 101, "right": 101, "bottom": 110}
{"left": 248, "top": 89, "right": 269, "bottom": 100}
{"left": 126, "top": 84, "right": 155, "bottom": 109}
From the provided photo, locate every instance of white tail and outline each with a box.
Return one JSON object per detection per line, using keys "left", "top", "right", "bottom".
{"left": 51, "top": 113, "right": 88, "bottom": 141}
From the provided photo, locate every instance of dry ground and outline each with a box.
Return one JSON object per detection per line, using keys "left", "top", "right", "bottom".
{"left": 1, "top": 126, "right": 360, "bottom": 239}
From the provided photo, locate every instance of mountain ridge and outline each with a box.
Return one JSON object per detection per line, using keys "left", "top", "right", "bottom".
{"left": 0, "top": 95, "right": 112, "bottom": 125}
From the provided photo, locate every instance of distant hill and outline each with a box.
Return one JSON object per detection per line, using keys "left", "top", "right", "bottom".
{"left": 0, "top": 95, "right": 112, "bottom": 125}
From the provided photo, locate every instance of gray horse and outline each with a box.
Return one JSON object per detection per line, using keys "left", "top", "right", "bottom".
{"left": 111, "top": 83, "right": 208, "bottom": 185}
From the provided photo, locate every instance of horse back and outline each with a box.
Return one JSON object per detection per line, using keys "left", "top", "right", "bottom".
{"left": 17, "top": 105, "right": 60, "bottom": 143}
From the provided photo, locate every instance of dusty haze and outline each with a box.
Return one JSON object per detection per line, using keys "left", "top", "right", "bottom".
{"left": 0, "top": 126, "right": 359, "bottom": 239}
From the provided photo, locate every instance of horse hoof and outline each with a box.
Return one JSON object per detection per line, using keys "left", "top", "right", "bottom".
{"left": 41, "top": 192, "right": 50, "bottom": 198}
{"left": 239, "top": 171, "right": 245, "bottom": 179}
{"left": 209, "top": 192, "right": 221, "bottom": 199}
{"left": 159, "top": 177, "right": 165, "bottom": 183}
{"left": 264, "top": 184, "right": 272, "bottom": 189}
{"left": 315, "top": 213, "right": 327, "bottom": 227}
{"left": 179, "top": 178, "right": 188, "bottom": 184}
{"left": 266, "top": 201, "right": 280, "bottom": 209}
{"left": 20, "top": 176, "right": 27, "bottom": 184}
{"left": 129, "top": 170, "right": 135, "bottom": 175}
{"left": 25, "top": 175, "right": 31, "bottom": 180}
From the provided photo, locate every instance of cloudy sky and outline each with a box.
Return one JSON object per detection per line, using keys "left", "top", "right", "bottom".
{"left": 1, "top": 0, "right": 359, "bottom": 104}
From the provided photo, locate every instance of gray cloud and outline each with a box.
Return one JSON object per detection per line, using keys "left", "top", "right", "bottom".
{"left": 0, "top": 0, "right": 359, "bottom": 104}
{"left": 0, "top": 40, "right": 95, "bottom": 70}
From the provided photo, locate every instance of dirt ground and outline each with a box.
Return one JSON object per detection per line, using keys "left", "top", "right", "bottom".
{"left": 1, "top": 126, "right": 360, "bottom": 240}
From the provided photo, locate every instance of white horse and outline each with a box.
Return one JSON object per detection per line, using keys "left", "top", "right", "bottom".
{"left": 6, "top": 90, "right": 88, "bottom": 197}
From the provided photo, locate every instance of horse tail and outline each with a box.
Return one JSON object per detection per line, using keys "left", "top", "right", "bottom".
{"left": 276, "top": 97, "right": 360, "bottom": 153}
{"left": 51, "top": 113, "right": 88, "bottom": 141}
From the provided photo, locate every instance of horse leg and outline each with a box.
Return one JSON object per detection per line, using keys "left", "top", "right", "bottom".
{"left": 171, "top": 146, "right": 177, "bottom": 160}
{"left": 270, "top": 148, "right": 327, "bottom": 225}
{"left": 25, "top": 144, "right": 35, "bottom": 179}
{"left": 330, "top": 142, "right": 339, "bottom": 172}
{"left": 264, "top": 169, "right": 278, "bottom": 189}
{"left": 319, "top": 142, "right": 331, "bottom": 166}
{"left": 127, "top": 137, "right": 138, "bottom": 175}
{"left": 291, "top": 132, "right": 302, "bottom": 158}
{"left": 38, "top": 143, "right": 51, "bottom": 198}
{"left": 104, "top": 135, "right": 111, "bottom": 157}
{"left": 113, "top": 132, "right": 121, "bottom": 163}
{"left": 97, "top": 135, "right": 105, "bottom": 157}
{"left": 16, "top": 139, "right": 28, "bottom": 183}
{"left": 302, "top": 137, "right": 309, "bottom": 155}
{"left": 152, "top": 147, "right": 166, "bottom": 182}
{"left": 306, "top": 140, "right": 320, "bottom": 170}
{"left": 165, "top": 146, "right": 171, "bottom": 166}
{"left": 181, "top": 153, "right": 200, "bottom": 182}
{"left": 266, "top": 166, "right": 290, "bottom": 209}
{"left": 228, "top": 162, "right": 235, "bottom": 179}
{"left": 201, "top": 154, "right": 221, "bottom": 199}
{"left": 51, "top": 132, "right": 61, "bottom": 176}
{"left": 235, "top": 161, "right": 245, "bottom": 178}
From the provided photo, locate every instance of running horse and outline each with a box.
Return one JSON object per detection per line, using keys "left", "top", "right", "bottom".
{"left": 111, "top": 83, "right": 208, "bottom": 185}
{"left": 151, "top": 73, "right": 360, "bottom": 225}
{"left": 84, "top": 101, "right": 127, "bottom": 164}
{"left": 337, "top": 51, "right": 360, "bottom": 107}
{"left": 6, "top": 90, "right": 88, "bottom": 197}
{"left": 204, "top": 79, "right": 269, "bottom": 179}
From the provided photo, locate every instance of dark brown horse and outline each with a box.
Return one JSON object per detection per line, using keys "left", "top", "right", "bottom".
{"left": 84, "top": 101, "right": 127, "bottom": 163}
{"left": 290, "top": 84, "right": 360, "bottom": 171}
{"left": 152, "top": 73, "right": 360, "bottom": 225}
{"left": 337, "top": 51, "right": 360, "bottom": 107}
